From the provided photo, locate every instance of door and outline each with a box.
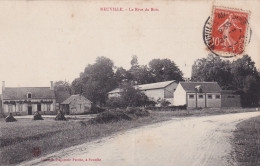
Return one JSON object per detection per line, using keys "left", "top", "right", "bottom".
{"left": 28, "top": 106, "right": 32, "bottom": 115}
{"left": 65, "top": 105, "right": 70, "bottom": 115}
{"left": 37, "top": 104, "right": 41, "bottom": 111}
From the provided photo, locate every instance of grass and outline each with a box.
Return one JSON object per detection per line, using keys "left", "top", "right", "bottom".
{"left": 0, "top": 111, "right": 172, "bottom": 166}
{"left": 231, "top": 115, "right": 260, "bottom": 166}
{"left": 0, "top": 107, "right": 258, "bottom": 166}
{"left": 149, "top": 107, "right": 259, "bottom": 117}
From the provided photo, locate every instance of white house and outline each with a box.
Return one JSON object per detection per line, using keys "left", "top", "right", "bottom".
{"left": 108, "top": 80, "right": 178, "bottom": 105}
{"left": 1, "top": 81, "right": 56, "bottom": 115}
{"left": 174, "top": 82, "right": 222, "bottom": 108}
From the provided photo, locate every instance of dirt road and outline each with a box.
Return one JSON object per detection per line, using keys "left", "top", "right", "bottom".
{"left": 20, "top": 111, "right": 260, "bottom": 166}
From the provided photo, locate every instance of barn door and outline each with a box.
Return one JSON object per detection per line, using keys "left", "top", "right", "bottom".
{"left": 28, "top": 106, "right": 32, "bottom": 115}
{"left": 65, "top": 105, "right": 70, "bottom": 115}
{"left": 37, "top": 104, "right": 41, "bottom": 111}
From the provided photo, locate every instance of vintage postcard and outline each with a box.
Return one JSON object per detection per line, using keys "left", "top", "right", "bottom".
{"left": 0, "top": 0, "right": 259, "bottom": 166}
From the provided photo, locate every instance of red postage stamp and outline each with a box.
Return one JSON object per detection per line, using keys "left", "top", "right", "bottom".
{"left": 204, "top": 6, "right": 251, "bottom": 58}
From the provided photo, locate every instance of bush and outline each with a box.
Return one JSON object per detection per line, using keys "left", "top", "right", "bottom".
{"left": 89, "top": 107, "right": 150, "bottom": 124}
{"left": 89, "top": 106, "right": 106, "bottom": 114}
{"left": 89, "top": 110, "right": 131, "bottom": 124}
{"left": 157, "top": 98, "right": 171, "bottom": 107}
{"left": 33, "top": 111, "right": 44, "bottom": 120}
{"left": 5, "top": 113, "right": 17, "bottom": 122}
{"left": 55, "top": 111, "right": 67, "bottom": 121}
{"left": 106, "top": 97, "right": 124, "bottom": 108}
{"left": 106, "top": 82, "right": 156, "bottom": 108}
{"left": 125, "top": 107, "right": 150, "bottom": 118}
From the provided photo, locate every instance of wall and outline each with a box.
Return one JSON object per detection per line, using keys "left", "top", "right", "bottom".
{"left": 142, "top": 88, "right": 165, "bottom": 102}
{"left": 69, "top": 97, "right": 92, "bottom": 115}
{"left": 187, "top": 93, "right": 196, "bottom": 108}
{"left": 164, "top": 82, "right": 178, "bottom": 98}
{"left": 197, "top": 93, "right": 206, "bottom": 108}
{"left": 173, "top": 84, "right": 186, "bottom": 106}
{"left": 2, "top": 99, "right": 56, "bottom": 115}
{"left": 221, "top": 94, "right": 241, "bottom": 107}
{"left": 206, "top": 93, "right": 221, "bottom": 108}
{"left": 186, "top": 93, "right": 221, "bottom": 108}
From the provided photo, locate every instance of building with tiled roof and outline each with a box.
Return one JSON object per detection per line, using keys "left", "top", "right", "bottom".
{"left": 1, "top": 81, "right": 56, "bottom": 115}
{"left": 108, "top": 80, "right": 178, "bottom": 105}
{"left": 174, "top": 81, "right": 240, "bottom": 108}
{"left": 60, "top": 94, "right": 92, "bottom": 115}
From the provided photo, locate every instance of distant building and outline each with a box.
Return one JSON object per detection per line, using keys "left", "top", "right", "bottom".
{"left": 108, "top": 80, "right": 178, "bottom": 105}
{"left": 221, "top": 90, "right": 241, "bottom": 107}
{"left": 174, "top": 82, "right": 222, "bottom": 108}
{"left": 60, "top": 94, "right": 92, "bottom": 115}
{"left": 174, "top": 82, "right": 241, "bottom": 108}
{"left": 1, "top": 81, "right": 56, "bottom": 115}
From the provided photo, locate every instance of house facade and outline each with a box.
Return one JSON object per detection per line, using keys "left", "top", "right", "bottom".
{"left": 108, "top": 80, "right": 178, "bottom": 105}
{"left": 1, "top": 81, "right": 56, "bottom": 115}
{"left": 174, "top": 82, "right": 222, "bottom": 108}
{"left": 60, "top": 94, "right": 92, "bottom": 115}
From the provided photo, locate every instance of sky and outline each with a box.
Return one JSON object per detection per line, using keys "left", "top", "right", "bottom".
{"left": 0, "top": 0, "right": 259, "bottom": 88}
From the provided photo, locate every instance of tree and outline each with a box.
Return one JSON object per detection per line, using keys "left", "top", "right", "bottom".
{"left": 71, "top": 78, "right": 83, "bottom": 95}
{"left": 129, "top": 65, "right": 154, "bottom": 85}
{"left": 128, "top": 56, "right": 154, "bottom": 84}
{"left": 191, "top": 54, "right": 233, "bottom": 89}
{"left": 230, "top": 55, "right": 260, "bottom": 106}
{"left": 115, "top": 67, "right": 132, "bottom": 85}
{"left": 230, "top": 55, "right": 259, "bottom": 89}
{"left": 106, "top": 82, "right": 155, "bottom": 108}
{"left": 149, "top": 59, "right": 183, "bottom": 82}
{"left": 191, "top": 54, "right": 260, "bottom": 107}
{"left": 71, "top": 56, "right": 117, "bottom": 105}
{"left": 130, "top": 55, "right": 138, "bottom": 67}
{"left": 54, "top": 81, "right": 71, "bottom": 104}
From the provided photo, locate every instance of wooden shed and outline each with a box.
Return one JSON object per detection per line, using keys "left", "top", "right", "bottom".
{"left": 60, "top": 95, "right": 92, "bottom": 115}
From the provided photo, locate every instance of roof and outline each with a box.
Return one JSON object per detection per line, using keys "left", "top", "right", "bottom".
{"left": 61, "top": 94, "right": 92, "bottom": 105}
{"left": 179, "top": 82, "right": 221, "bottom": 93}
{"left": 108, "top": 80, "right": 176, "bottom": 94}
{"left": 136, "top": 80, "right": 176, "bottom": 90}
{"left": 2, "top": 87, "right": 55, "bottom": 100}
{"left": 108, "top": 88, "right": 122, "bottom": 94}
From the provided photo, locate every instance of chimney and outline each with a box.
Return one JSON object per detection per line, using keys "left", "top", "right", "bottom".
{"left": 2, "top": 81, "right": 5, "bottom": 91}
{"left": 50, "top": 81, "right": 54, "bottom": 90}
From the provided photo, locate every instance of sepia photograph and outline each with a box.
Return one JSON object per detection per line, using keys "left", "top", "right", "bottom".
{"left": 0, "top": 0, "right": 259, "bottom": 166}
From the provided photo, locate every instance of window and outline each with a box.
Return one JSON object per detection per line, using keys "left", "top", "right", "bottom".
{"left": 189, "top": 94, "right": 194, "bottom": 99}
{"left": 207, "top": 95, "right": 212, "bottom": 99}
{"left": 47, "top": 104, "right": 51, "bottom": 111}
{"left": 216, "top": 95, "right": 220, "bottom": 99}
{"left": 8, "top": 105, "right": 13, "bottom": 112}
{"left": 198, "top": 95, "right": 203, "bottom": 99}
{"left": 18, "top": 104, "right": 23, "bottom": 112}
{"left": 27, "top": 92, "right": 32, "bottom": 99}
